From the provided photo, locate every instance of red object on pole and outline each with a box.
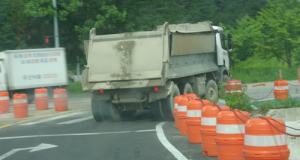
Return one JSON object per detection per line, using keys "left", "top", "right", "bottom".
{"left": 225, "top": 79, "right": 242, "bottom": 94}
{"left": 279, "top": 69, "right": 282, "bottom": 80}
{"left": 298, "top": 68, "right": 300, "bottom": 83}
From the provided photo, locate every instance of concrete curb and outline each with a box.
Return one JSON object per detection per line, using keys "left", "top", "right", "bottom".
{"left": 266, "top": 107, "right": 300, "bottom": 122}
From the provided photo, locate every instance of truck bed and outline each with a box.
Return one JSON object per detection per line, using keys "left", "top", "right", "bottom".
{"left": 83, "top": 22, "right": 219, "bottom": 90}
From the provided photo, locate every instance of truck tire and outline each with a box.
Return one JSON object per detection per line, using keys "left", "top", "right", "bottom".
{"left": 91, "top": 99, "right": 102, "bottom": 122}
{"left": 205, "top": 80, "right": 218, "bottom": 101}
{"left": 99, "top": 101, "right": 122, "bottom": 121}
{"left": 178, "top": 83, "right": 193, "bottom": 95}
{"left": 151, "top": 100, "right": 165, "bottom": 121}
{"left": 161, "top": 84, "right": 180, "bottom": 121}
{"left": 222, "top": 75, "right": 230, "bottom": 84}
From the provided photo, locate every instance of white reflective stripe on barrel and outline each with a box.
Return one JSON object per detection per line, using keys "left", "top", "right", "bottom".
{"left": 0, "top": 96, "right": 9, "bottom": 100}
{"left": 13, "top": 99, "right": 27, "bottom": 104}
{"left": 187, "top": 110, "right": 202, "bottom": 117}
{"left": 274, "top": 86, "right": 289, "bottom": 90}
{"left": 244, "top": 134, "right": 287, "bottom": 146}
{"left": 174, "top": 103, "right": 178, "bottom": 109}
{"left": 177, "top": 106, "right": 187, "bottom": 112}
{"left": 53, "top": 94, "right": 67, "bottom": 98}
{"left": 35, "top": 93, "right": 48, "bottom": 97}
{"left": 226, "top": 91, "right": 242, "bottom": 93}
{"left": 201, "top": 117, "right": 217, "bottom": 126}
{"left": 216, "top": 124, "right": 245, "bottom": 134}
{"left": 228, "top": 83, "right": 242, "bottom": 85}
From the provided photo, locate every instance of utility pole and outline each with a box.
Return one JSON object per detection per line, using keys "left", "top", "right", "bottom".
{"left": 52, "top": 0, "right": 59, "bottom": 48}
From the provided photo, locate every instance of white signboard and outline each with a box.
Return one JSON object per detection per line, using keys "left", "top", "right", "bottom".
{"left": 7, "top": 48, "right": 68, "bottom": 90}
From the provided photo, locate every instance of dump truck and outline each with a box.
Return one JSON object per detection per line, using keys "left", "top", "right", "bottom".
{"left": 0, "top": 48, "right": 68, "bottom": 103}
{"left": 81, "top": 21, "right": 233, "bottom": 122}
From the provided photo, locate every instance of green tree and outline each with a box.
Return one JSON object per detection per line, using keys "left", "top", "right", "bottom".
{"left": 256, "top": 0, "right": 300, "bottom": 68}
{"left": 215, "top": 0, "right": 267, "bottom": 27}
{"left": 0, "top": 1, "right": 17, "bottom": 50}
{"left": 24, "top": 0, "right": 142, "bottom": 65}
{"left": 221, "top": 15, "right": 263, "bottom": 69}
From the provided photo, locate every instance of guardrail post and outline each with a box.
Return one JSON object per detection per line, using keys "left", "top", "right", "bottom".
{"left": 298, "top": 68, "right": 300, "bottom": 83}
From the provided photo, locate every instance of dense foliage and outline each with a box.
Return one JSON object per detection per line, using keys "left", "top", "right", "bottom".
{"left": 1, "top": 0, "right": 299, "bottom": 74}
{"left": 0, "top": 0, "right": 268, "bottom": 68}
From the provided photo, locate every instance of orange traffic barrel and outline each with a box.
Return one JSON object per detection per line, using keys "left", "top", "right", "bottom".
{"left": 201, "top": 99, "right": 211, "bottom": 106}
{"left": 53, "top": 88, "right": 68, "bottom": 111}
{"left": 174, "top": 95, "right": 183, "bottom": 129}
{"left": 243, "top": 117, "right": 290, "bottom": 160}
{"left": 184, "top": 93, "right": 197, "bottom": 98}
{"left": 186, "top": 99, "right": 205, "bottom": 143}
{"left": 12, "top": 93, "right": 28, "bottom": 118}
{"left": 0, "top": 91, "right": 10, "bottom": 114}
{"left": 200, "top": 105, "right": 230, "bottom": 157}
{"left": 215, "top": 109, "right": 250, "bottom": 160}
{"left": 274, "top": 80, "right": 289, "bottom": 100}
{"left": 225, "top": 79, "right": 242, "bottom": 94}
{"left": 35, "top": 87, "right": 48, "bottom": 110}
{"left": 177, "top": 95, "right": 193, "bottom": 136}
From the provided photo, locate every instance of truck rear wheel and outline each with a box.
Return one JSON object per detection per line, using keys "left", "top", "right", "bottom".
{"left": 205, "top": 80, "right": 218, "bottom": 101}
{"left": 151, "top": 100, "right": 165, "bottom": 121}
{"left": 99, "top": 101, "right": 122, "bottom": 121}
{"left": 91, "top": 99, "right": 122, "bottom": 122}
{"left": 161, "top": 84, "right": 180, "bottom": 121}
{"left": 178, "top": 83, "right": 193, "bottom": 95}
{"left": 91, "top": 99, "right": 102, "bottom": 122}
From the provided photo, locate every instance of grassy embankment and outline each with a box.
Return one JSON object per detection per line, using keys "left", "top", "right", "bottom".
{"left": 230, "top": 56, "right": 300, "bottom": 83}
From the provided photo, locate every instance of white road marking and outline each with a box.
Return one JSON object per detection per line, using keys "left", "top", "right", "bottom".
{"left": 57, "top": 116, "right": 93, "bottom": 124}
{"left": 0, "top": 130, "right": 156, "bottom": 140}
{"left": 20, "top": 112, "right": 84, "bottom": 125}
{"left": 135, "top": 129, "right": 156, "bottom": 132}
{"left": 156, "top": 122, "right": 188, "bottom": 160}
{"left": 0, "top": 143, "right": 57, "bottom": 160}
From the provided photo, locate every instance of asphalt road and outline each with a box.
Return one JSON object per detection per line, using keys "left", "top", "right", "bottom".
{"left": 1, "top": 81, "right": 299, "bottom": 160}
{"left": 245, "top": 80, "right": 300, "bottom": 101}
{"left": 0, "top": 98, "right": 216, "bottom": 160}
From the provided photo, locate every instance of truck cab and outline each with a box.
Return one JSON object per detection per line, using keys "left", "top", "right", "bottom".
{"left": 0, "top": 53, "right": 7, "bottom": 92}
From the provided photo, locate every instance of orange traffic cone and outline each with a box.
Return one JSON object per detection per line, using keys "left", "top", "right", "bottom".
{"left": 35, "top": 87, "right": 49, "bottom": 110}
{"left": 0, "top": 92, "right": 10, "bottom": 114}
{"left": 174, "top": 95, "right": 183, "bottom": 129}
{"left": 243, "top": 117, "right": 290, "bottom": 160}
{"left": 54, "top": 88, "right": 68, "bottom": 111}
{"left": 186, "top": 99, "right": 211, "bottom": 143}
{"left": 12, "top": 93, "right": 28, "bottom": 118}
{"left": 177, "top": 95, "right": 193, "bottom": 136}
{"left": 215, "top": 109, "right": 250, "bottom": 160}
{"left": 200, "top": 105, "right": 230, "bottom": 157}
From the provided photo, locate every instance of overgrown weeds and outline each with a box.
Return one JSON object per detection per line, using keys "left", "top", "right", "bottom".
{"left": 258, "top": 93, "right": 300, "bottom": 115}
{"left": 67, "top": 81, "right": 83, "bottom": 93}
{"left": 210, "top": 82, "right": 253, "bottom": 112}
{"left": 230, "top": 67, "right": 299, "bottom": 83}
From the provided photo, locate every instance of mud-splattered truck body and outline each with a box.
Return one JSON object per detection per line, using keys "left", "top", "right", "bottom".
{"left": 81, "top": 21, "right": 233, "bottom": 121}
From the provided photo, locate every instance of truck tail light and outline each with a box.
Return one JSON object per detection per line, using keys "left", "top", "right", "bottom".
{"left": 100, "top": 89, "right": 104, "bottom": 93}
